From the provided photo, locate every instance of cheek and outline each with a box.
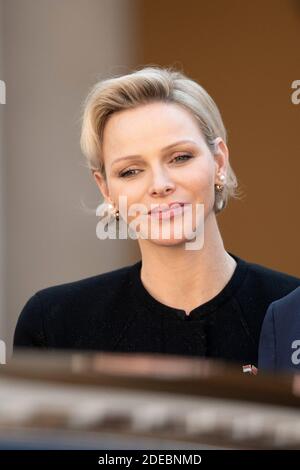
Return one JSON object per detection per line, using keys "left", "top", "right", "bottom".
{"left": 108, "top": 179, "right": 136, "bottom": 203}
{"left": 110, "top": 180, "right": 145, "bottom": 221}
{"left": 185, "top": 163, "right": 215, "bottom": 198}
{"left": 185, "top": 163, "right": 216, "bottom": 219}
{"left": 120, "top": 185, "right": 144, "bottom": 210}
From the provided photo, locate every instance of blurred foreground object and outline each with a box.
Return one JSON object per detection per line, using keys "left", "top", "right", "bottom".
{"left": 242, "top": 364, "right": 258, "bottom": 375}
{"left": 0, "top": 351, "right": 300, "bottom": 449}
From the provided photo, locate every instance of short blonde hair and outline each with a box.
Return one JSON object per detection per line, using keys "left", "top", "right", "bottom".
{"left": 80, "top": 66, "right": 238, "bottom": 212}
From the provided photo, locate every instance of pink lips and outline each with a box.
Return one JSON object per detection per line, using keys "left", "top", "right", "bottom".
{"left": 148, "top": 202, "right": 186, "bottom": 215}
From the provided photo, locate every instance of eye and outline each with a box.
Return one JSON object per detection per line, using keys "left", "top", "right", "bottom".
{"left": 119, "top": 169, "right": 141, "bottom": 178}
{"left": 171, "top": 154, "right": 193, "bottom": 163}
{"left": 118, "top": 154, "right": 193, "bottom": 178}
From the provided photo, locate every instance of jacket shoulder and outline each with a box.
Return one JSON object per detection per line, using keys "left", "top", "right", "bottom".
{"left": 242, "top": 257, "right": 300, "bottom": 298}
{"left": 35, "top": 263, "right": 134, "bottom": 301}
{"left": 233, "top": 256, "right": 300, "bottom": 348}
{"left": 268, "top": 286, "right": 300, "bottom": 312}
{"left": 14, "top": 262, "right": 137, "bottom": 349}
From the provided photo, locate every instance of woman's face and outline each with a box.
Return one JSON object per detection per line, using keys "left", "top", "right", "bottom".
{"left": 94, "top": 101, "right": 228, "bottom": 246}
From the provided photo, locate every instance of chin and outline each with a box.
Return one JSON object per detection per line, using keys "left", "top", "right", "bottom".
{"left": 148, "top": 236, "right": 188, "bottom": 247}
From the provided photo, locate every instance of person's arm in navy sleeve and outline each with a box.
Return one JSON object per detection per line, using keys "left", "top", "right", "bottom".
{"left": 258, "top": 303, "right": 276, "bottom": 371}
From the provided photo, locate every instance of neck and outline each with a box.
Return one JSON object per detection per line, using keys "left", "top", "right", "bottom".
{"left": 137, "top": 213, "right": 237, "bottom": 314}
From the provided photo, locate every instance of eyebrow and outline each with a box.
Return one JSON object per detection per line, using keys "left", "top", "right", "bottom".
{"left": 111, "top": 139, "right": 198, "bottom": 167}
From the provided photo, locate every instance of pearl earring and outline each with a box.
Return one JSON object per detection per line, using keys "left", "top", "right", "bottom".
{"left": 215, "top": 174, "right": 226, "bottom": 193}
{"left": 107, "top": 202, "right": 120, "bottom": 221}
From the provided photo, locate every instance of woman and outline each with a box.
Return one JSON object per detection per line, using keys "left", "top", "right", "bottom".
{"left": 14, "top": 66, "right": 300, "bottom": 366}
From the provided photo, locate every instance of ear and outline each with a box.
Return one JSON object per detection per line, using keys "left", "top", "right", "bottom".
{"left": 92, "top": 170, "right": 111, "bottom": 204}
{"left": 213, "top": 137, "right": 229, "bottom": 182}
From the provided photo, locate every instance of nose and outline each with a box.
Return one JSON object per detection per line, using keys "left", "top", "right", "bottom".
{"left": 148, "top": 168, "right": 175, "bottom": 198}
